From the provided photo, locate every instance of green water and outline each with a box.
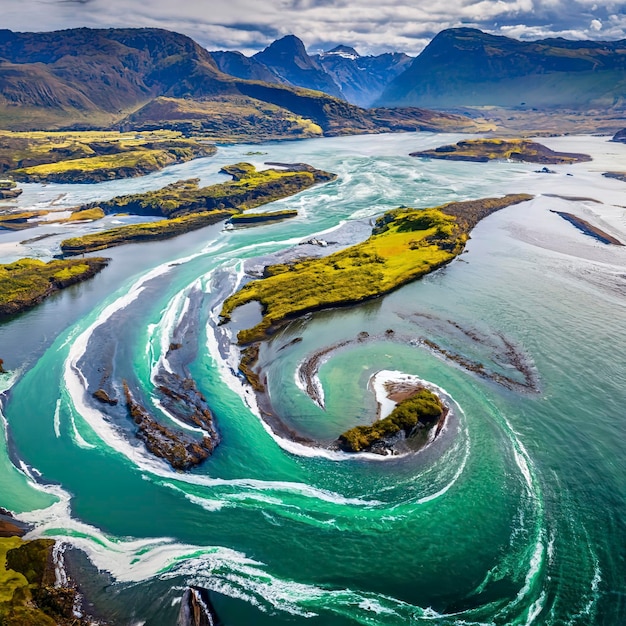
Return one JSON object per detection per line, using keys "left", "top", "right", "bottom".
{"left": 1, "top": 133, "right": 625, "bottom": 625}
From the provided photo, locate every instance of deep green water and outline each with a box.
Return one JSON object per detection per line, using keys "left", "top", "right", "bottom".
{"left": 1, "top": 133, "right": 625, "bottom": 625}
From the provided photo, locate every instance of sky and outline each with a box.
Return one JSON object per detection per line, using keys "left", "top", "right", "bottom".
{"left": 2, "top": 0, "right": 626, "bottom": 55}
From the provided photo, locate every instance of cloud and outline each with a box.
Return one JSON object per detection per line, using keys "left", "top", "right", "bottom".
{"left": 1, "top": 0, "right": 625, "bottom": 55}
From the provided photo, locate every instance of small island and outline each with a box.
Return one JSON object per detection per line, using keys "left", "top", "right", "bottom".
{"left": 339, "top": 386, "right": 445, "bottom": 454}
{"left": 0, "top": 130, "right": 216, "bottom": 184}
{"left": 410, "top": 138, "right": 591, "bottom": 164}
{"left": 61, "top": 163, "right": 334, "bottom": 254}
{"left": 551, "top": 210, "right": 624, "bottom": 245}
{"left": 603, "top": 172, "right": 626, "bottom": 183}
{"left": 228, "top": 209, "right": 299, "bottom": 225}
{"left": 0, "top": 180, "right": 22, "bottom": 200}
{"left": 0, "top": 257, "right": 109, "bottom": 318}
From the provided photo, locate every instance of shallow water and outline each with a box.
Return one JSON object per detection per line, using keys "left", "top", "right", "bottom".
{"left": 1, "top": 132, "right": 625, "bottom": 625}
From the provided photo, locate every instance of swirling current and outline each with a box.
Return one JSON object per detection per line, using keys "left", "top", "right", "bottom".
{"left": 1, "top": 132, "right": 625, "bottom": 625}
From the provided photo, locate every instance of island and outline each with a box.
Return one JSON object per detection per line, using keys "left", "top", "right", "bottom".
{"left": 0, "top": 510, "right": 100, "bottom": 626}
{"left": 228, "top": 209, "right": 299, "bottom": 225}
{"left": 339, "top": 386, "right": 446, "bottom": 454}
{"left": 0, "top": 180, "right": 22, "bottom": 200}
{"left": 220, "top": 194, "right": 533, "bottom": 344}
{"left": 0, "top": 258, "right": 109, "bottom": 318}
{"left": 61, "top": 163, "right": 335, "bottom": 255}
{"left": 410, "top": 138, "right": 591, "bottom": 164}
{"left": 0, "top": 130, "right": 215, "bottom": 184}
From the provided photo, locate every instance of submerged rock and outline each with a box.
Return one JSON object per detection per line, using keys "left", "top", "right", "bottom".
{"left": 177, "top": 587, "right": 222, "bottom": 626}
{"left": 123, "top": 382, "right": 219, "bottom": 470}
{"left": 92, "top": 388, "right": 118, "bottom": 406}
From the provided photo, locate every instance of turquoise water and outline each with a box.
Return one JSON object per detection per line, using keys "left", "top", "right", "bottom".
{"left": 1, "top": 133, "right": 625, "bottom": 625}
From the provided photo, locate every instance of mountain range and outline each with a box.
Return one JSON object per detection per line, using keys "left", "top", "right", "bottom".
{"left": 0, "top": 27, "right": 483, "bottom": 136}
{"left": 0, "top": 25, "right": 624, "bottom": 138}
{"left": 379, "top": 27, "right": 626, "bottom": 109}
{"left": 211, "top": 36, "right": 412, "bottom": 107}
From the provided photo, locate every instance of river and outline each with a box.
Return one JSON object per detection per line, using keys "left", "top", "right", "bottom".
{"left": 1, "top": 132, "right": 625, "bottom": 625}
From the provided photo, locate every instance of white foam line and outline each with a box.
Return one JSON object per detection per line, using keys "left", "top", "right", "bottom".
{"left": 151, "top": 397, "right": 205, "bottom": 435}
{"left": 53, "top": 399, "right": 61, "bottom": 438}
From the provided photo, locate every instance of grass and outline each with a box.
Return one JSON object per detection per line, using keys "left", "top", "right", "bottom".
{"left": 0, "top": 538, "right": 28, "bottom": 604}
{"left": 229, "top": 209, "right": 299, "bottom": 224}
{"left": 339, "top": 388, "right": 443, "bottom": 452}
{"left": 92, "top": 163, "right": 334, "bottom": 218}
{"left": 61, "top": 163, "right": 334, "bottom": 254}
{"left": 0, "top": 129, "right": 215, "bottom": 183}
{"left": 61, "top": 210, "right": 233, "bottom": 254}
{"left": 221, "top": 194, "right": 532, "bottom": 344}
{"left": 411, "top": 138, "right": 591, "bottom": 164}
{"left": 0, "top": 257, "right": 109, "bottom": 316}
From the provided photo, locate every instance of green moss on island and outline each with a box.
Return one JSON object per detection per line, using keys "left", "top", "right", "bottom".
{"left": 89, "top": 162, "right": 335, "bottom": 218}
{"left": 220, "top": 194, "right": 532, "bottom": 344}
{"left": 229, "top": 209, "right": 299, "bottom": 224}
{"left": 0, "top": 536, "right": 96, "bottom": 626}
{"left": 61, "top": 210, "right": 233, "bottom": 255}
{"left": 410, "top": 138, "right": 591, "bottom": 164}
{"left": 0, "top": 257, "right": 109, "bottom": 317}
{"left": 338, "top": 388, "right": 444, "bottom": 452}
{"left": 61, "top": 163, "right": 335, "bottom": 254}
{"left": 0, "top": 130, "right": 215, "bottom": 184}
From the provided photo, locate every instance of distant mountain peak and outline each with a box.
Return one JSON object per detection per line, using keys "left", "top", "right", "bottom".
{"left": 324, "top": 45, "right": 360, "bottom": 60}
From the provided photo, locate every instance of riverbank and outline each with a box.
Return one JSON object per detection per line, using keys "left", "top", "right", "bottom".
{"left": 0, "top": 257, "right": 109, "bottom": 318}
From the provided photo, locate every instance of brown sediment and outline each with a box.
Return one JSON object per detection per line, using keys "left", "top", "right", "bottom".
{"left": 551, "top": 210, "right": 624, "bottom": 245}
{"left": 543, "top": 193, "right": 602, "bottom": 204}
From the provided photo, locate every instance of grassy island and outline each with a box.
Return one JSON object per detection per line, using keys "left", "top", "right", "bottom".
{"left": 338, "top": 388, "right": 444, "bottom": 453}
{"left": 0, "top": 130, "right": 215, "bottom": 184}
{"left": 0, "top": 257, "right": 109, "bottom": 317}
{"left": 229, "top": 209, "right": 299, "bottom": 225}
{"left": 220, "top": 194, "right": 532, "bottom": 344}
{"left": 410, "top": 138, "right": 591, "bottom": 164}
{"left": 87, "top": 162, "right": 335, "bottom": 218}
{"left": 0, "top": 534, "right": 94, "bottom": 626}
{"left": 61, "top": 163, "right": 334, "bottom": 254}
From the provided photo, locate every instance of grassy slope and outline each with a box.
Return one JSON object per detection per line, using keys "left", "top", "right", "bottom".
{"left": 0, "top": 258, "right": 109, "bottom": 317}
{"left": 221, "top": 194, "right": 532, "bottom": 344}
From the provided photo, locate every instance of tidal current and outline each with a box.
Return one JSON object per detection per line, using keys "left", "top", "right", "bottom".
{"left": 1, "top": 133, "right": 625, "bottom": 625}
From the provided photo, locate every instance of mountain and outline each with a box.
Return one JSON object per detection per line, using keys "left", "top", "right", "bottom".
{"left": 379, "top": 27, "right": 626, "bottom": 109}
{"left": 0, "top": 27, "right": 486, "bottom": 137}
{"left": 210, "top": 50, "right": 287, "bottom": 85}
{"left": 252, "top": 35, "right": 344, "bottom": 99}
{"left": 314, "top": 46, "right": 413, "bottom": 107}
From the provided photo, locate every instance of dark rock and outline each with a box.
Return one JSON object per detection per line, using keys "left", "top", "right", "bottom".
{"left": 92, "top": 388, "right": 118, "bottom": 406}
{"left": 123, "top": 381, "right": 219, "bottom": 470}
{"left": 611, "top": 128, "right": 626, "bottom": 143}
{"left": 0, "top": 358, "right": 6, "bottom": 373}
{"left": 177, "top": 587, "right": 222, "bottom": 626}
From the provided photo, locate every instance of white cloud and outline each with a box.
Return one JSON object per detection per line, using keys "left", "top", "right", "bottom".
{"left": 1, "top": 0, "right": 625, "bottom": 55}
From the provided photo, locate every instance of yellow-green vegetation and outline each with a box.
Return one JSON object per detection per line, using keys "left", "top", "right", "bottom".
{"left": 91, "top": 163, "right": 335, "bottom": 218}
{"left": 61, "top": 163, "right": 334, "bottom": 254}
{"left": 122, "top": 96, "right": 325, "bottom": 142}
{"left": 0, "top": 537, "right": 86, "bottom": 626}
{"left": 221, "top": 194, "right": 532, "bottom": 344}
{"left": 0, "top": 257, "right": 109, "bottom": 317}
{"left": 0, "top": 211, "right": 50, "bottom": 230}
{"left": 66, "top": 207, "right": 105, "bottom": 222}
{"left": 61, "top": 210, "right": 233, "bottom": 255}
{"left": 339, "top": 388, "right": 444, "bottom": 452}
{"left": 410, "top": 138, "right": 591, "bottom": 164}
{"left": 230, "top": 209, "right": 299, "bottom": 224}
{"left": 0, "top": 129, "right": 215, "bottom": 183}
{"left": 0, "top": 537, "right": 28, "bottom": 604}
